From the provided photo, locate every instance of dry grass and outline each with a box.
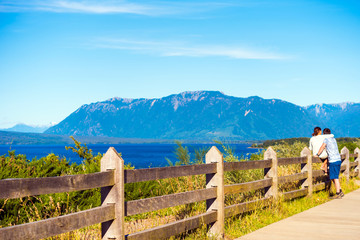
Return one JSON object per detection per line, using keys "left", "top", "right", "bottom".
{"left": 3, "top": 141, "right": 358, "bottom": 240}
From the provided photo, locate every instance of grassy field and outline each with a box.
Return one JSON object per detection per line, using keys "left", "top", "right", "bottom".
{"left": 1, "top": 138, "right": 359, "bottom": 239}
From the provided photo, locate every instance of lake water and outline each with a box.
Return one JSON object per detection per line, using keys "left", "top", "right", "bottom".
{"left": 0, "top": 143, "right": 261, "bottom": 169}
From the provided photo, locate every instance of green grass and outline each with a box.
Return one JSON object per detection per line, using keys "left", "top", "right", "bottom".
{"left": 167, "top": 176, "right": 360, "bottom": 240}
{"left": 224, "top": 177, "right": 359, "bottom": 239}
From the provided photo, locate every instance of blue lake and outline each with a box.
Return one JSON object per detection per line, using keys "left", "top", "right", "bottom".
{"left": 0, "top": 143, "right": 261, "bottom": 169}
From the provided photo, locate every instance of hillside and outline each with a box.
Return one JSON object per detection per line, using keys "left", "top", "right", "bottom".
{"left": 1, "top": 124, "right": 49, "bottom": 133}
{"left": 45, "top": 91, "right": 324, "bottom": 140}
{"left": 305, "top": 103, "right": 360, "bottom": 136}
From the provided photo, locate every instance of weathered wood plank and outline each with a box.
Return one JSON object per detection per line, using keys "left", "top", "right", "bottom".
{"left": 313, "top": 182, "right": 326, "bottom": 192}
{"left": 205, "top": 146, "right": 224, "bottom": 239}
{"left": 101, "top": 147, "right": 124, "bottom": 240}
{"left": 224, "top": 159, "right": 272, "bottom": 172}
{"left": 264, "top": 148, "right": 278, "bottom": 199}
{"left": 126, "top": 211, "right": 217, "bottom": 240}
{"left": 224, "top": 197, "right": 272, "bottom": 218}
{"left": 350, "top": 162, "right": 358, "bottom": 168}
{"left": 278, "top": 172, "right": 307, "bottom": 185}
{"left": 355, "top": 148, "right": 360, "bottom": 178}
{"left": 349, "top": 153, "right": 357, "bottom": 158}
{"left": 313, "top": 174, "right": 328, "bottom": 183}
{"left": 126, "top": 188, "right": 217, "bottom": 216}
{"left": 0, "top": 171, "right": 114, "bottom": 200}
{"left": 124, "top": 164, "right": 216, "bottom": 183}
{"left": 340, "top": 165, "right": 346, "bottom": 171}
{"left": 282, "top": 188, "right": 308, "bottom": 200}
{"left": 341, "top": 147, "right": 350, "bottom": 183}
{"left": 0, "top": 205, "right": 115, "bottom": 240}
{"left": 300, "top": 147, "right": 313, "bottom": 197}
{"left": 278, "top": 157, "right": 307, "bottom": 166}
{"left": 312, "top": 156, "right": 323, "bottom": 163}
{"left": 224, "top": 179, "right": 272, "bottom": 195}
{"left": 312, "top": 169, "right": 326, "bottom": 178}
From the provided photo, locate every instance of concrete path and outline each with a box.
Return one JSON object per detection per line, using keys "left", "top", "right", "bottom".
{"left": 236, "top": 189, "right": 360, "bottom": 240}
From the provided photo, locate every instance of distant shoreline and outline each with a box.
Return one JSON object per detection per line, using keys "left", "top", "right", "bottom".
{"left": 0, "top": 143, "right": 260, "bottom": 169}
{"left": 0, "top": 130, "right": 261, "bottom": 145}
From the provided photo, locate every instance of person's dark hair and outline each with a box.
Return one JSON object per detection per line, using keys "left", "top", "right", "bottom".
{"left": 312, "top": 126, "right": 321, "bottom": 136}
{"left": 323, "top": 128, "right": 331, "bottom": 134}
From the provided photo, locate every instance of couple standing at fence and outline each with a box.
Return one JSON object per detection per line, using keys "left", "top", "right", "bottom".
{"left": 309, "top": 127, "right": 344, "bottom": 199}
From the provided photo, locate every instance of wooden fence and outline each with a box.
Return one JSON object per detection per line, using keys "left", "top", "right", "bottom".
{"left": 0, "top": 146, "right": 359, "bottom": 240}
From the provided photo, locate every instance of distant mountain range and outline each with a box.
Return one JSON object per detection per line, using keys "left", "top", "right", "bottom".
{"left": 1, "top": 124, "right": 49, "bottom": 133}
{"left": 305, "top": 103, "right": 360, "bottom": 137}
{"left": 44, "top": 91, "right": 360, "bottom": 140}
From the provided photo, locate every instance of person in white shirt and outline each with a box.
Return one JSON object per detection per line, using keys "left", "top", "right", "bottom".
{"left": 317, "top": 128, "right": 344, "bottom": 199}
{"left": 309, "top": 126, "right": 334, "bottom": 173}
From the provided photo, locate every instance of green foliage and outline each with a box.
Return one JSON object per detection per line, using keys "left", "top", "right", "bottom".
{"left": 260, "top": 137, "right": 360, "bottom": 153}
{"left": 65, "top": 136, "right": 95, "bottom": 163}
{"left": 338, "top": 140, "right": 360, "bottom": 153}
{"left": 167, "top": 141, "right": 210, "bottom": 166}
{"left": 271, "top": 141, "right": 307, "bottom": 158}
{"left": 260, "top": 137, "right": 310, "bottom": 148}
{"left": 2, "top": 137, "right": 359, "bottom": 238}
{"left": 214, "top": 141, "right": 264, "bottom": 206}
{"left": 125, "top": 180, "right": 161, "bottom": 201}
{"left": 194, "top": 147, "right": 208, "bottom": 164}
{"left": 0, "top": 137, "right": 110, "bottom": 227}
{"left": 174, "top": 140, "right": 190, "bottom": 165}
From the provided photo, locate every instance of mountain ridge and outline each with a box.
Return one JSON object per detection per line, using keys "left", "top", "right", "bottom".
{"left": 44, "top": 90, "right": 360, "bottom": 140}
{"left": 1, "top": 123, "right": 50, "bottom": 133}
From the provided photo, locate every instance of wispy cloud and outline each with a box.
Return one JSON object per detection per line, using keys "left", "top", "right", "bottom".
{"left": 90, "top": 38, "right": 288, "bottom": 60}
{"left": 0, "top": 0, "right": 154, "bottom": 15}
{"left": 0, "top": 0, "right": 235, "bottom": 15}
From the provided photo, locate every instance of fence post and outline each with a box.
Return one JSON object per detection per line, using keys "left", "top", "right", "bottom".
{"left": 101, "top": 147, "right": 125, "bottom": 240}
{"left": 355, "top": 148, "right": 360, "bottom": 178}
{"left": 206, "top": 146, "right": 224, "bottom": 240}
{"left": 264, "top": 147, "right": 278, "bottom": 199}
{"left": 301, "top": 147, "right": 313, "bottom": 197}
{"left": 341, "top": 147, "right": 350, "bottom": 183}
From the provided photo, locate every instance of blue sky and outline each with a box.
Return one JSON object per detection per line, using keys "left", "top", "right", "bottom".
{"left": 0, "top": 0, "right": 359, "bottom": 128}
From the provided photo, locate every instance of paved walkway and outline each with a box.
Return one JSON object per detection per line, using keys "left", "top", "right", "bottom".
{"left": 236, "top": 189, "right": 360, "bottom": 240}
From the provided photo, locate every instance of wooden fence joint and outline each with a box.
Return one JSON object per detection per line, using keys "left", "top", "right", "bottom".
{"left": 341, "top": 147, "right": 350, "bottom": 183}
{"left": 264, "top": 147, "right": 278, "bottom": 199}
{"left": 355, "top": 148, "right": 360, "bottom": 178}
{"left": 101, "top": 147, "right": 125, "bottom": 240}
{"left": 300, "top": 147, "right": 313, "bottom": 197}
{"left": 205, "top": 146, "right": 224, "bottom": 240}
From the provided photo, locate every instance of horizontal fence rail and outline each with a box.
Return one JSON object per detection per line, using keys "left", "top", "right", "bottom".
{"left": 126, "top": 211, "right": 218, "bottom": 240}
{"left": 0, "top": 171, "right": 114, "bottom": 200}
{"left": 283, "top": 188, "right": 308, "bottom": 201}
{"left": 0, "top": 145, "right": 359, "bottom": 240}
{"left": 278, "top": 172, "right": 307, "bottom": 185}
{"left": 313, "top": 182, "right": 326, "bottom": 192}
{"left": 224, "top": 197, "right": 272, "bottom": 218}
{"left": 125, "top": 163, "right": 217, "bottom": 183}
{"left": 125, "top": 188, "right": 217, "bottom": 216}
{"left": 278, "top": 156, "right": 307, "bottom": 166}
{"left": 224, "top": 178, "right": 272, "bottom": 195}
{"left": 224, "top": 159, "right": 272, "bottom": 171}
{"left": 1, "top": 205, "right": 115, "bottom": 239}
